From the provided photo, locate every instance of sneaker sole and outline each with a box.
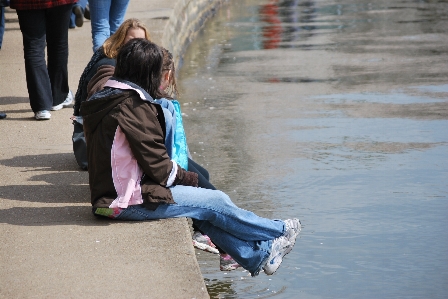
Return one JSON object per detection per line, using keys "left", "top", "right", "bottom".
{"left": 285, "top": 219, "right": 302, "bottom": 248}
{"left": 50, "top": 105, "right": 63, "bottom": 111}
{"left": 35, "top": 116, "right": 51, "bottom": 120}
{"left": 51, "top": 100, "right": 73, "bottom": 111}
{"left": 192, "top": 240, "right": 219, "bottom": 254}
{"left": 263, "top": 242, "right": 293, "bottom": 275}
{"left": 263, "top": 221, "right": 302, "bottom": 275}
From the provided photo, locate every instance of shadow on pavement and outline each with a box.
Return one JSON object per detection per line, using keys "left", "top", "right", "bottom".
{"left": 0, "top": 152, "right": 83, "bottom": 171}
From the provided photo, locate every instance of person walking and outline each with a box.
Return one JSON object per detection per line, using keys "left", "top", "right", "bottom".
{"left": 10, "top": 0, "right": 76, "bottom": 120}
{"left": 89, "top": 0, "right": 130, "bottom": 51}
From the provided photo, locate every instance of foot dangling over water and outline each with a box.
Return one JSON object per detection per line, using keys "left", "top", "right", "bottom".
{"left": 263, "top": 218, "right": 301, "bottom": 275}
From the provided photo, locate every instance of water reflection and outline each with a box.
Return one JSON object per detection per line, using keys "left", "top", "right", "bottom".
{"left": 260, "top": 0, "right": 317, "bottom": 49}
{"left": 178, "top": 0, "right": 448, "bottom": 298}
{"left": 260, "top": 1, "right": 282, "bottom": 49}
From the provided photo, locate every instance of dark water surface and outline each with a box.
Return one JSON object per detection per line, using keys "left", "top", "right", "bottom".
{"left": 177, "top": 0, "right": 448, "bottom": 298}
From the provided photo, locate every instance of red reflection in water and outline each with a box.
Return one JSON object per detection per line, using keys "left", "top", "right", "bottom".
{"left": 260, "top": 0, "right": 282, "bottom": 49}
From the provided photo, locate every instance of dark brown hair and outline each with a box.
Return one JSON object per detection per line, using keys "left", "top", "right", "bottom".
{"left": 114, "top": 38, "right": 164, "bottom": 99}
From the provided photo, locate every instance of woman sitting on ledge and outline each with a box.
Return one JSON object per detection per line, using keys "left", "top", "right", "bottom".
{"left": 81, "top": 38, "right": 301, "bottom": 277}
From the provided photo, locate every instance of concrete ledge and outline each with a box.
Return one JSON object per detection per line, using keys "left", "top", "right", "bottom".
{"left": 0, "top": 0, "right": 224, "bottom": 297}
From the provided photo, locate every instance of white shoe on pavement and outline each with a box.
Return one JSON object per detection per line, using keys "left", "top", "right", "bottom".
{"left": 51, "top": 90, "right": 74, "bottom": 111}
{"left": 35, "top": 110, "right": 51, "bottom": 120}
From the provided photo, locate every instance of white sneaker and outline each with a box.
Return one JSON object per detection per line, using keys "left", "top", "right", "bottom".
{"left": 192, "top": 231, "right": 219, "bottom": 254}
{"left": 263, "top": 218, "right": 301, "bottom": 275}
{"left": 51, "top": 90, "right": 74, "bottom": 111}
{"left": 284, "top": 218, "right": 302, "bottom": 247}
{"left": 35, "top": 110, "right": 51, "bottom": 120}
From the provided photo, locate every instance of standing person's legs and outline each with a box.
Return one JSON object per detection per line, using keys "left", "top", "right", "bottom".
{"left": 16, "top": 9, "right": 53, "bottom": 113}
{"left": 89, "top": 0, "right": 111, "bottom": 51}
{"left": 108, "top": 0, "right": 129, "bottom": 35}
{"left": 111, "top": 185, "right": 285, "bottom": 275}
{"left": 46, "top": 4, "right": 71, "bottom": 107}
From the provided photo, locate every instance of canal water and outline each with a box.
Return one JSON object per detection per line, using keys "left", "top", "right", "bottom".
{"left": 177, "top": 0, "right": 448, "bottom": 298}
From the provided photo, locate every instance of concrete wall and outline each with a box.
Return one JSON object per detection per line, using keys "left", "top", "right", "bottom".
{"left": 162, "top": 0, "right": 224, "bottom": 69}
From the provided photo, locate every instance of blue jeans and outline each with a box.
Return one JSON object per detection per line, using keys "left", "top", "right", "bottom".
{"left": 89, "top": 0, "right": 130, "bottom": 51}
{"left": 113, "top": 185, "right": 285, "bottom": 276}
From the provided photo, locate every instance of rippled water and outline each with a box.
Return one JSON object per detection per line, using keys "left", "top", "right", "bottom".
{"left": 177, "top": 0, "right": 448, "bottom": 298}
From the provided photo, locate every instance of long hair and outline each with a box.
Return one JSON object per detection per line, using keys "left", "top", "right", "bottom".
{"left": 102, "top": 18, "right": 151, "bottom": 59}
{"left": 114, "top": 39, "right": 164, "bottom": 99}
{"left": 160, "top": 47, "right": 179, "bottom": 98}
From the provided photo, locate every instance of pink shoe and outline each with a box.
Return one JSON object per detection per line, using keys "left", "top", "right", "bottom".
{"left": 192, "top": 231, "right": 219, "bottom": 254}
{"left": 220, "top": 253, "right": 241, "bottom": 271}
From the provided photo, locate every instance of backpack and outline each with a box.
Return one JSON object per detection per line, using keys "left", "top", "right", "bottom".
{"left": 72, "top": 117, "right": 88, "bottom": 170}
{"left": 72, "top": 53, "right": 115, "bottom": 170}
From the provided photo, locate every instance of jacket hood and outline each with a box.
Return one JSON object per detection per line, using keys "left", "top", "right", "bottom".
{"left": 81, "top": 78, "right": 157, "bottom": 134}
{"left": 81, "top": 88, "right": 130, "bottom": 134}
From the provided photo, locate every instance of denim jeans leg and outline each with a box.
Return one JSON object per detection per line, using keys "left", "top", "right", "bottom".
{"left": 16, "top": 9, "right": 53, "bottom": 112}
{"left": 114, "top": 185, "right": 284, "bottom": 275}
{"left": 89, "top": 0, "right": 112, "bottom": 51}
{"left": 46, "top": 4, "right": 71, "bottom": 106}
{"left": 115, "top": 202, "right": 277, "bottom": 275}
{"left": 193, "top": 219, "right": 272, "bottom": 275}
{"left": 69, "top": 12, "right": 75, "bottom": 28}
{"left": 77, "top": 0, "right": 89, "bottom": 10}
{"left": 108, "top": 0, "right": 130, "bottom": 34}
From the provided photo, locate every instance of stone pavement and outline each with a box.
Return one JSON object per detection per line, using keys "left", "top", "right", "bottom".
{"left": 0, "top": 1, "right": 223, "bottom": 298}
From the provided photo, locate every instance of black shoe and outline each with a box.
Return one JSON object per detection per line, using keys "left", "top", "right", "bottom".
{"left": 73, "top": 5, "right": 84, "bottom": 27}
{"left": 0, "top": 113, "right": 7, "bottom": 119}
{"left": 84, "top": 4, "right": 90, "bottom": 20}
